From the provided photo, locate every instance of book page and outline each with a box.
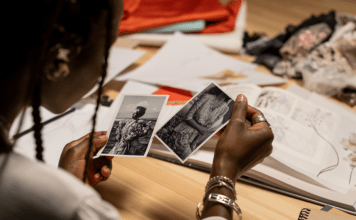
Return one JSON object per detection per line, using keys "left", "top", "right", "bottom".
{"left": 307, "top": 93, "right": 356, "bottom": 189}
{"left": 256, "top": 85, "right": 356, "bottom": 190}
{"left": 255, "top": 87, "right": 300, "bottom": 117}
{"left": 221, "top": 83, "right": 262, "bottom": 106}
{"left": 261, "top": 108, "right": 349, "bottom": 192}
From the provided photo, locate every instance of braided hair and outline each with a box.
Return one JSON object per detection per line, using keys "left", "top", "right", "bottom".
{"left": 82, "top": 1, "right": 113, "bottom": 183}
{"left": 5, "top": 0, "right": 113, "bottom": 182}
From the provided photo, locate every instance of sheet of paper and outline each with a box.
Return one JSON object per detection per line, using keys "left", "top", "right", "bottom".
{"left": 253, "top": 86, "right": 356, "bottom": 191}
{"left": 306, "top": 93, "right": 356, "bottom": 189}
{"left": 96, "top": 95, "right": 168, "bottom": 157}
{"left": 155, "top": 82, "right": 235, "bottom": 163}
{"left": 221, "top": 83, "right": 262, "bottom": 105}
{"left": 11, "top": 104, "right": 109, "bottom": 167}
{"left": 83, "top": 47, "right": 145, "bottom": 98}
{"left": 116, "top": 32, "right": 286, "bottom": 92}
{"left": 286, "top": 84, "right": 356, "bottom": 189}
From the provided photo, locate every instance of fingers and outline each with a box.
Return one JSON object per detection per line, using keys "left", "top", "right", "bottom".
{"left": 246, "top": 106, "right": 269, "bottom": 130}
{"left": 101, "top": 165, "right": 111, "bottom": 179}
{"left": 231, "top": 94, "right": 248, "bottom": 122}
{"left": 93, "top": 158, "right": 112, "bottom": 183}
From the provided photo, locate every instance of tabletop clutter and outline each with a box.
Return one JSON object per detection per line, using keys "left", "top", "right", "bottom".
{"left": 118, "top": 0, "right": 356, "bottom": 107}
{"left": 10, "top": 0, "right": 356, "bottom": 218}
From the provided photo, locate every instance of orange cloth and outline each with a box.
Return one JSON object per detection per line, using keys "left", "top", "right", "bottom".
{"left": 200, "top": 0, "right": 242, "bottom": 34}
{"left": 119, "top": 0, "right": 242, "bottom": 34}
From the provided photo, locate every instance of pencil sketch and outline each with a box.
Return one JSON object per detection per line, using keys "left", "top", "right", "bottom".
{"left": 101, "top": 95, "right": 167, "bottom": 157}
{"left": 291, "top": 101, "right": 340, "bottom": 177}
{"left": 341, "top": 133, "right": 356, "bottom": 184}
{"left": 291, "top": 100, "right": 337, "bottom": 136}
{"left": 156, "top": 83, "right": 234, "bottom": 162}
{"left": 264, "top": 111, "right": 318, "bottom": 157}
{"left": 255, "top": 90, "right": 295, "bottom": 115}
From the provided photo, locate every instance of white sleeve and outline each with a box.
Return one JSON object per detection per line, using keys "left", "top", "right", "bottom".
{"left": 202, "top": 217, "right": 228, "bottom": 220}
{"left": 74, "top": 196, "right": 121, "bottom": 220}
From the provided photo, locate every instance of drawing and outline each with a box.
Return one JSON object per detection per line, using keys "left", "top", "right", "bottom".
{"left": 291, "top": 101, "right": 336, "bottom": 136}
{"left": 264, "top": 112, "right": 318, "bottom": 156}
{"left": 340, "top": 133, "right": 356, "bottom": 184}
{"left": 255, "top": 90, "right": 295, "bottom": 115}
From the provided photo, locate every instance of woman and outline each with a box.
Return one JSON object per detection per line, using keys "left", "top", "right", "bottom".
{"left": 0, "top": 0, "right": 273, "bottom": 219}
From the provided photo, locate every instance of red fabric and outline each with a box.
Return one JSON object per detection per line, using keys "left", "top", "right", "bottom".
{"left": 200, "top": 0, "right": 242, "bottom": 33}
{"left": 152, "top": 86, "right": 192, "bottom": 106}
{"left": 119, "top": 0, "right": 240, "bottom": 35}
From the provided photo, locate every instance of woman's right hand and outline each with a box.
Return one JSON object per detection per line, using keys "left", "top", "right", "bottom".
{"left": 211, "top": 94, "right": 274, "bottom": 183}
{"left": 201, "top": 94, "right": 273, "bottom": 220}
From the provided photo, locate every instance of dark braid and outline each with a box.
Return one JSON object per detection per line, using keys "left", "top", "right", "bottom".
{"left": 82, "top": 1, "right": 112, "bottom": 183}
{"left": 32, "top": 84, "right": 44, "bottom": 161}
{"left": 30, "top": 1, "right": 65, "bottom": 162}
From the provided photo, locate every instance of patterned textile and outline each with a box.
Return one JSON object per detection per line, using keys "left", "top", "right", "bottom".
{"left": 109, "top": 119, "right": 151, "bottom": 155}
{"left": 157, "top": 93, "right": 228, "bottom": 160}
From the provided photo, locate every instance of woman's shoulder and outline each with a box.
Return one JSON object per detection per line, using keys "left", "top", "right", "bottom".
{"left": 0, "top": 152, "right": 118, "bottom": 220}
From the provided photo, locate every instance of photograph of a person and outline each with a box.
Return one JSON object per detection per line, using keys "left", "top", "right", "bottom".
{"left": 100, "top": 95, "right": 168, "bottom": 157}
{"left": 156, "top": 83, "right": 234, "bottom": 163}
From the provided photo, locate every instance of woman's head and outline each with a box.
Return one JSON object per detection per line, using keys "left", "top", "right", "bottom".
{"left": 5, "top": 0, "right": 123, "bottom": 114}
{"left": 1, "top": 0, "right": 123, "bottom": 165}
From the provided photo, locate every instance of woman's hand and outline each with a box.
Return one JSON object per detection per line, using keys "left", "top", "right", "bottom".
{"left": 201, "top": 94, "right": 274, "bottom": 220}
{"left": 212, "top": 94, "right": 274, "bottom": 182}
{"left": 58, "top": 131, "right": 113, "bottom": 187}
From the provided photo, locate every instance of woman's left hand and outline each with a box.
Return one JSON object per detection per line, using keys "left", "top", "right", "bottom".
{"left": 58, "top": 131, "right": 113, "bottom": 187}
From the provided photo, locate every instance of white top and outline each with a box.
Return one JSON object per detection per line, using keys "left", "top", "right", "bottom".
{"left": 0, "top": 152, "right": 120, "bottom": 220}
{"left": 0, "top": 152, "right": 227, "bottom": 220}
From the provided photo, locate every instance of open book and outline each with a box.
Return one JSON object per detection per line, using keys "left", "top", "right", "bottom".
{"left": 149, "top": 83, "right": 356, "bottom": 214}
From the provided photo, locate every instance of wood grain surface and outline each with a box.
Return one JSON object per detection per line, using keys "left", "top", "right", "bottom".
{"left": 96, "top": 0, "right": 356, "bottom": 219}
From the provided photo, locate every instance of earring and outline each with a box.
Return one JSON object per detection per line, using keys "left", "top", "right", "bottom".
{"left": 45, "top": 47, "right": 71, "bottom": 81}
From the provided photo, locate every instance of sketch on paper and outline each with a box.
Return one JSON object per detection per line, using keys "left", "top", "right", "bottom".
{"left": 340, "top": 133, "right": 356, "bottom": 184}
{"left": 291, "top": 102, "right": 340, "bottom": 178}
{"left": 291, "top": 101, "right": 337, "bottom": 136}
{"left": 255, "top": 90, "right": 295, "bottom": 115}
{"left": 263, "top": 111, "right": 318, "bottom": 157}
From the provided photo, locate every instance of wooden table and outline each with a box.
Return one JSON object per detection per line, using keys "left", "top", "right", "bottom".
{"left": 95, "top": 0, "right": 355, "bottom": 219}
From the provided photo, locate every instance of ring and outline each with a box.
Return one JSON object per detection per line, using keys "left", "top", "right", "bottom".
{"left": 252, "top": 115, "right": 270, "bottom": 126}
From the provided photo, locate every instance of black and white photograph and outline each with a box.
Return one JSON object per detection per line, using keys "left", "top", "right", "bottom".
{"left": 155, "top": 83, "right": 234, "bottom": 163}
{"left": 99, "top": 95, "right": 168, "bottom": 157}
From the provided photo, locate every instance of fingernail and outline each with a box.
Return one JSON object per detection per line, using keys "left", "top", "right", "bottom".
{"left": 237, "top": 94, "right": 246, "bottom": 102}
{"left": 99, "top": 135, "right": 107, "bottom": 139}
{"left": 94, "top": 173, "right": 100, "bottom": 179}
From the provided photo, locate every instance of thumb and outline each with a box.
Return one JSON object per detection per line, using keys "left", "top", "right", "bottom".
{"left": 231, "top": 94, "right": 248, "bottom": 121}
{"left": 226, "top": 94, "right": 248, "bottom": 132}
